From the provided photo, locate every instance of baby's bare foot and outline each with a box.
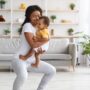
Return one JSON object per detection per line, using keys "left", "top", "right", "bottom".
{"left": 31, "top": 64, "right": 39, "bottom": 67}
{"left": 19, "top": 55, "right": 27, "bottom": 61}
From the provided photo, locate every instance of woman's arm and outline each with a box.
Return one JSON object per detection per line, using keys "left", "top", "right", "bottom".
{"left": 24, "top": 32, "right": 48, "bottom": 48}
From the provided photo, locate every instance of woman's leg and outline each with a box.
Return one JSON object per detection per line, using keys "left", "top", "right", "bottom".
{"left": 12, "top": 60, "right": 28, "bottom": 90}
{"left": 30, "top": 61, "right": 56, "bottom": 90}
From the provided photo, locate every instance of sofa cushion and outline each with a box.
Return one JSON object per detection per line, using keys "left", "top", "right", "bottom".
{"left": 0, "top": 38, "right": 21, "bottom": 54}
{"left": 41, "top": 54, "right": 72, "bottom": 60}
{"left": 0, "top": 54, "right": 14, "bottom": 60}
{"left": 0, "top": 38, "right": 69, "bottom": 54}
{"left": 46, "top": 39, "right": 69, "bottom": 54}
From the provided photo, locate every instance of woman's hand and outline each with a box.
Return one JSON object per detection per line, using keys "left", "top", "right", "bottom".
{"left": 34, "top": 47, "right": 45, "bottom": 59}
{"left": 36, "top": 47, "right": 45, "bottom": 55}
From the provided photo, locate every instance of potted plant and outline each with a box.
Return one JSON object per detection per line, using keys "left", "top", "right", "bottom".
{"left": 80, "top": 34, "right": 90, "bottom": 66}
{"left": 4, "top": 28, "right": 10, "bottom": 35}
{"left": 50, "top": 15, "right": 56, "bottom": 23}
{"left": 20, "top": 2, "right": 27, "bottom": 10}
{"left": 67, "top": 28, "right": 74, "bottom": 35}
{"left": 0, "top": 0, "right": 6, "bottom": 9}
{"left": 69, "top": 3, "right": 75, "bottom": 10}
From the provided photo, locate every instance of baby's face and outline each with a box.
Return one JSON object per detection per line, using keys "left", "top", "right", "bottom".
{"left": 37, "top": 19, "right": 46, "bottom": 30}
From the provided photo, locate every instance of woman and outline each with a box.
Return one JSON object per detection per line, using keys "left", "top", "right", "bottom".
{"left": 12, "top": 5, "right": 56, "bottom": 90}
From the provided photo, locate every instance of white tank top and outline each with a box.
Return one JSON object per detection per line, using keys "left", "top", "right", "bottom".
{"left": 15, "top": 23, "right": 36, "bottom": 60}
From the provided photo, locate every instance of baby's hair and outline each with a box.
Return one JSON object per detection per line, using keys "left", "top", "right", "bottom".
{"left": 39, "top": 16, "right": 50, "bottom": 26}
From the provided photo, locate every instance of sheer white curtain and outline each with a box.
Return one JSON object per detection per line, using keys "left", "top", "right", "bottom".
{"left": 88, "top": 1, "right": 90, "bottom": 34}
{"left": 79, "top": 0, "right": 90, "bottom": 34}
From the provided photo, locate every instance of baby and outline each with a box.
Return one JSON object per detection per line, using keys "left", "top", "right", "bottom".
{"left": 20, "top": 16, "right": 50, "bottom": 67}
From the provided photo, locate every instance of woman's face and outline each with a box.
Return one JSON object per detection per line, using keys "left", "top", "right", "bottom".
{"left": 30, "top": 11, "right": 41, "bottom": 26}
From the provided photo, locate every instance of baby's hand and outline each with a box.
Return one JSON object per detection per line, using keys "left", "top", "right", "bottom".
{"left": 19, "top": 55, "right": 27, "bottom": 61}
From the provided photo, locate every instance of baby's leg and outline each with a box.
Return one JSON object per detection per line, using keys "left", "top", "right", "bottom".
{"left": 25, "top": 48, "right": 35, "bottom": 59}
{"left": 32, "top": 43, "right": 49, "bottom": 67}
{"left": 31, "top": 53, "right": 41, "bottom": 67}
{"left": 19, "top": 48, "right": 35, "bottom": 61}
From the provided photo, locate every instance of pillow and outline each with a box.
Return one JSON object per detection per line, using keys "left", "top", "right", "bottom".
{"left": 46, "top": 38, "right": 69, "bottom": 54}
{"left": 0, "top": 38, "right": 21, "bottom": 54}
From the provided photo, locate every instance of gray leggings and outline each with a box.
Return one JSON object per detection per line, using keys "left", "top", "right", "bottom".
{"left": 12, "top": 59, "right": 56, "bottom": 90}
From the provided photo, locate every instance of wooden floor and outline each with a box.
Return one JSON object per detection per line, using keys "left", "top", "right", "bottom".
{"left": 0, "top": 66, "right": 90, "bottom": 90}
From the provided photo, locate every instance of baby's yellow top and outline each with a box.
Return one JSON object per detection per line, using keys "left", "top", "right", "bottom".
{"left": 36, "top": 28, "right": 50, "bottom": 39}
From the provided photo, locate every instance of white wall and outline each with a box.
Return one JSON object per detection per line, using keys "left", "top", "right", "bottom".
{"left": 88, "top": 1, "right": 90, "bottom": 35}
{"left": 47, "top": 0, "right": 79, "bottom": 36}
{"left": 0, "top": 0, "right": 80, "bottom": 36}
{"left": 78, "top": 0, "right": 90, "bottom": 65}
{"left": 79, "top": 0, "right": 89, "bottom": 34}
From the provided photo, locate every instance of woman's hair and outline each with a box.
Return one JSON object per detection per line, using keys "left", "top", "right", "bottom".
{"left": 39, "top": 16, "right": 50, "bottom": 27}
{"left": 19, "top": 5, "right": 42, "bottom": 34}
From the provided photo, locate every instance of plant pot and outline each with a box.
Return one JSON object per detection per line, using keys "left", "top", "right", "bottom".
{"left": 51, "top": 19, "right": 55, "bottom": 23}
{"left": 4, "top": 32, "right": 10, "bottom": 35}
{"left": 4, "top": 33, "right": 9, "bottom": 35}
{"left": 51, "top": 29, "right": 54, "bottom": 36}
{"left": 70, "top": 7, "right": 75, "bottom": 10}
{"left": 68, "top": 32, "right": 73, "bottom": 35}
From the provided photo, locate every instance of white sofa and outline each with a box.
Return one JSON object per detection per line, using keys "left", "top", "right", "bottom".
{"left": 0, "top": 38, "right": 77, "bottom": 70}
